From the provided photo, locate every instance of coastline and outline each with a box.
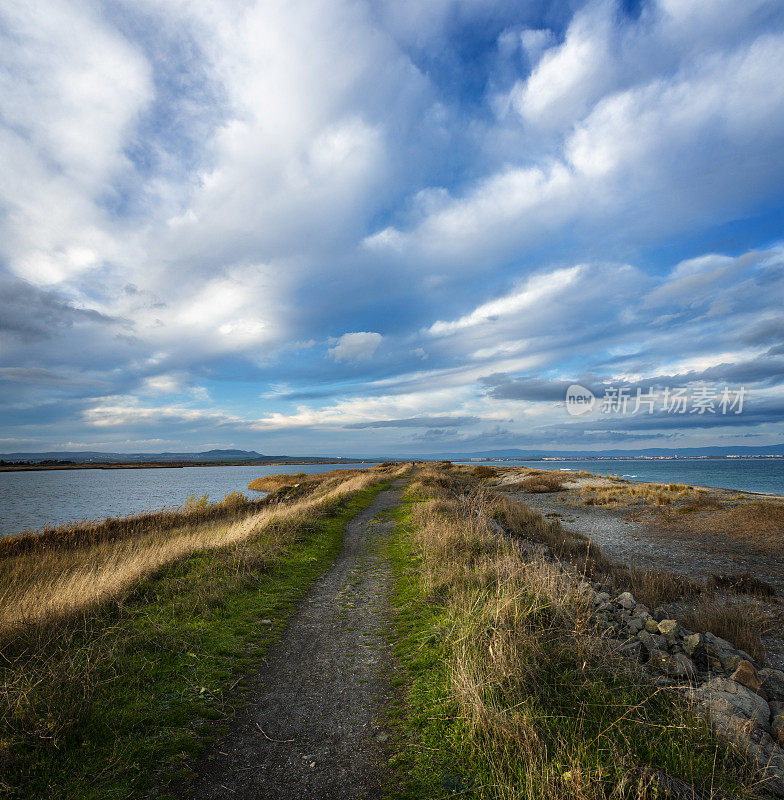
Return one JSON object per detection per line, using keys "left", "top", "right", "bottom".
{"left": 0, "top": 459, "right": 381, "bottom": 472}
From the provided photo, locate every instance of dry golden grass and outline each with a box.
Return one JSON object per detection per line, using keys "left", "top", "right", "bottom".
{"left": 683, "top": 597, "right": 771, "bottom": 662}
{"left": 651, "top": 500, "right": 784, "bottom": 557}
{"left": 0, "top": 490, "right": 260, "bottom": 557}
{"left": 246, "top": 468, "right": 364, "bottom": 493}
{"left": 578, "top": 482, "right": 704, "bottom": 507}
{"left": 0, "top": 465, "right": 408, "bottom": 636}
{"left": 513, "top": 472, "right": 570, "bottom": 493}
{"left": 402, "top": 465, "right": 751, "bottom": 798}
{"left": 610, "top": 564, "right": 703, "bottom": 608}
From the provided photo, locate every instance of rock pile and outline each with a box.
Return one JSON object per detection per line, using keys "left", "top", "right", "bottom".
{"left": 501, "top": 528, "right": 784, "bottom": 796}
{"left": 580, "top": 583, "right": 784, "bottom": 795}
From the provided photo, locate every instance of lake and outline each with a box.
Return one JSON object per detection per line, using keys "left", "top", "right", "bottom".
{"left": 0, "top": 463, "right": 373, "bottom": 537}
{"left": 457, "top": 458, "right": 784, "bottom": 495}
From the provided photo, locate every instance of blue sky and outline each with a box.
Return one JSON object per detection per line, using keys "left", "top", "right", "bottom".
{"left": 1, "top": 0, "right": 784, "bottom": 456}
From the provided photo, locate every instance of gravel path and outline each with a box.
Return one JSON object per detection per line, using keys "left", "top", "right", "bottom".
{"left": 183, "top": 481, "right": 405, "bottom": 800}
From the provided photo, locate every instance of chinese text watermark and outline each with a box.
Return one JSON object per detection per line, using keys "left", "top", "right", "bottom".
{"left": 564, "top": 385, "right": 745, "bottom": 417}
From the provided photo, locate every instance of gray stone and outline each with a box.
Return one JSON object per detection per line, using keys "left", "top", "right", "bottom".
{"left": 633, "top": 603, "right": 650, "bottom": 617}
{"left": 771, "top": 700, "right": 784, "bottom": 747}
{"left": 760, "top": 668, "right": 784, "bottom": 702}
{"left": 682, "top": 632, "right": 705, "bottom": 658}
{"left": 627, "top": 617, "right": 644, "bottom": 635}
{"left": 616, "top": 591, "right": 636, "bottom": 611}
{"left": 704, "top": 631, "right": 755, "bottom": 673}
{"left": 690, "top": 676, "right": 771, "bottom": 729}
{"left": 638, "top": 630, "right": 668, "bottom": 652}
{"left": 595, "top": 591, "right": 611, "bottom": 604}
{"left": 649, "top": 649, "right": 696, "bottom": 679}
{"left": 618, "top": 638, "right": 644, "bottom": 661}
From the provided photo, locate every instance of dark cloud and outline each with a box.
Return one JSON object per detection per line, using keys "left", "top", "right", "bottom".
{"left": 483, "top": 357, "right": 784, "bottom": 403}
{"left": 0, "top": 367, "right": 101, "bottom": 386}
{"left": 0, "top": 275, "right": 118, "bottom": 343}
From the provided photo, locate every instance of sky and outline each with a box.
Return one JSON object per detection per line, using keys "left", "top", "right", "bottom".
{"left": 1, "top": 0, "right": 784, "bottom": 457}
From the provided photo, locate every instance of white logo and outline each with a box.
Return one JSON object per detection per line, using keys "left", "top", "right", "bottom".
{"left": 565, "top": 384, "right": 595, "bottom": 416}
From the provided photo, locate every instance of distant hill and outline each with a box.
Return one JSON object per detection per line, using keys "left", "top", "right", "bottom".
{"left": 0, "top": 449, "right": 369, "bottom": 464}
{"left": 407, "top": 443, "right": 784, "bottom": 460}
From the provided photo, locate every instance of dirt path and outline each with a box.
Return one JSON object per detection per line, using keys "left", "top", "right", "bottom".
{"left": 183, "top": 481, "right": 405, "bottom": 799}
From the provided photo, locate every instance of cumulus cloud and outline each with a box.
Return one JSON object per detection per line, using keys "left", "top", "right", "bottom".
{"left": 328, "top": 332, "right": 383, "bottom": 362}
{"left": 1, "top": 0, "right": 783, "bottom": 454}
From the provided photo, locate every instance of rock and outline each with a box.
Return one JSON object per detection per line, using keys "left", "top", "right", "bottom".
{"left": 628, "top": 617, "right": 644, "bottom": 635}
{"left": 618, "top": 638, "right": 644, "bottom": 661}
{"left": 633, "top": 603, "right": 650, "bottom": 617}
{"left": 731, "top": 660, "right": 765, "bottom": 697}
{"left": 690, "top": 676, "right": 771, "bottom": 730}
{"left": 616, "top": 591, "right": 636, "bottom": 611}
{"left": 657, "top": 619, "right": 679, "bottom": 639}
{"left": 649, "top": 649, "right": 696, "bottom": 679}
{"left": 704, "top": 632, "right": 755, "bottom": 672}
{"left": 644, "top": 618, "right": 660, "bottom": 633}
{"left": 638, "top": 630, "right": 669, "bottom": 652}
{"left": 760, "top": 668, "right": 784, "bottom": 702}
{"left": 595, "top": 591, "right": 611, "bottom": 605}
{"left": 671, "top": 653, "right": 698, "bottom": 680}
{"left": 771, "top": 700, "right": 784, "bottom": 747}
{"left": 682, "top": 632, "right": 705, "bottom": 658}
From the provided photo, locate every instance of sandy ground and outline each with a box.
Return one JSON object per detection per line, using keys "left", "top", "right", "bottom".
{"left": 182, "top": 481, "right": 405, "bottom": 800}
{"left": 514, "top": 491, "right": 784, "bottom": 590}
{"left": 510, "top": 488, "right": 784, "bottom": 670}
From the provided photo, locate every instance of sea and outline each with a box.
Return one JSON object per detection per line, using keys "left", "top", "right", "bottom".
{"left": 1, "top": 458, "right": 782, "bottom": 538}
{"left": 456, "top": 459, "right": 784, "bottom": 496}
{"left": 0, "top": 462, "right": 372, "bottom": 537}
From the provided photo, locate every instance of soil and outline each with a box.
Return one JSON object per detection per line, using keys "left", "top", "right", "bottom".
{"left": 180, "top": 481, "right": 405, "bottom": 800}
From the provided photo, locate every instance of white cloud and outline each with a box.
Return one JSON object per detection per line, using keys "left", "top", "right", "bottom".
{"left": 519, "top": 29, "right": 556, "bottom": 65}
{"left": 142, "top": 375, "right": 183, "bottom": 394}
{"left": 328, "top": 332, "right": 383, "bottom": 362}
{"left": 369, "top": 25, "right": 784, "bottom": 267}
{"left": 0, "top": 0, "right": 152, "bottom": 285}
{"left": 428, "top": 266, "right": 583, "bottom": 335}
{"left": 509, "top": 3, "right": 616, "bottom": 130}
{"left": 2, "top": 0, "right": 784, "bottom": 452}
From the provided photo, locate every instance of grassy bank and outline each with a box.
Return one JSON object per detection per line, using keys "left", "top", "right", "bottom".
{"left": 0, "top": 466, "right": 405, "bottom": 799}
{"left": 386, "top": 466, "right": 754, "bottom": 799}
{"left": 0, "top": 469, "right": 400, "bottom": 633}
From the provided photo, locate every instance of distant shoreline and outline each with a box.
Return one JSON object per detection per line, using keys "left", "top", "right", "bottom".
{"left": 0, "top": 459, "right": 382, "bottom": 473}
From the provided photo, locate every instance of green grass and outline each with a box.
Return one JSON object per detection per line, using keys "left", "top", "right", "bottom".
{"left": 384, "top": 485, "right": 754, "bottom": 800}
{"left": 1, "top": 482, "right": 390, "bottom": 800}
{"left": 384, "top": 496, "right": 479, "bottom": 799}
